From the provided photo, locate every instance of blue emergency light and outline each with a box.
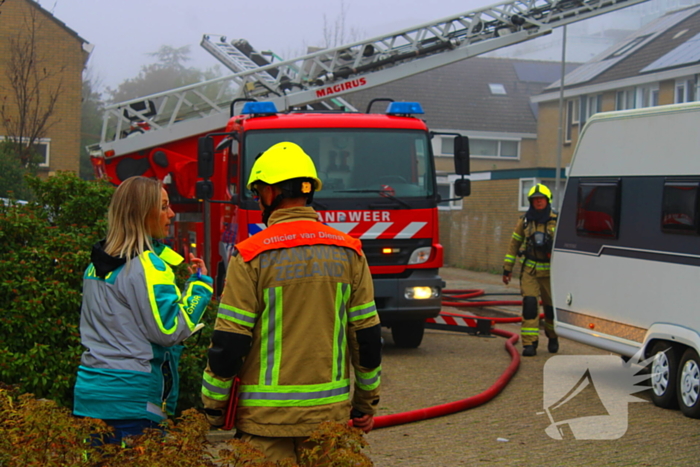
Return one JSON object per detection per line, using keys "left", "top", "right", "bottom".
{"left": 386, "top": 102, "right": 424, "bottom": 115}
{"left": 241, "top": 101, "right": 278, "bottom": 115}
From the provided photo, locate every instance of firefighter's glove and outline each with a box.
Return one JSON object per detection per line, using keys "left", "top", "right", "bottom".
{"left": 203, "top": 408, "right": 224, "bottom": 428}
{"left": 502, "top": 270, "right": 512, "bottom": 285}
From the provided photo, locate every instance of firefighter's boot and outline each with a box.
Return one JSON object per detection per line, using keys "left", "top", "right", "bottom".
{"left": 520, "top": 296, "right": 540, "bottom": 357}
{"left": 548, "top": 338, "right": 559, "bottom": 353}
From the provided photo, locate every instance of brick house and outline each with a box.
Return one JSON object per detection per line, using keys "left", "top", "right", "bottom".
{"left": 0, "top": 0, "right": 91, "bottom": 175}
{"left": 534, "top": 4, "right": 700, "bottom": 168}
{"left": 345, "top": 4, "right": 700, "bottom": 274}
{"left": 344, "top": 56, "right": 578, "bottom": 272}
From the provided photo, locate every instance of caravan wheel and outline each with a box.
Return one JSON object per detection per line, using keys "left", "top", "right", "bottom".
{"left": 678, "top": 348, "right": 700, "bottom": 419}
{"left": 649, "top": 341, "right": 680, "bottom": 409}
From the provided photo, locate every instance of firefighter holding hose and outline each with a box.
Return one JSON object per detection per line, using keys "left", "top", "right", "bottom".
{"left": 502, "top": 183, "right": 559, "bottom": 357}
{"left": 200, "top": 142, "right": 382, "bottom": 462}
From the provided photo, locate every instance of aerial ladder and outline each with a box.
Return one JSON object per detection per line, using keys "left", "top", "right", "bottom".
{"left": 92, "top": 0, "right": 650, "bottom": 161}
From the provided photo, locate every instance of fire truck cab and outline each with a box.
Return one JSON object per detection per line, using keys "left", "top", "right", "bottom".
{"left": 192, "top": 100, "right": 470, "bottom": 348}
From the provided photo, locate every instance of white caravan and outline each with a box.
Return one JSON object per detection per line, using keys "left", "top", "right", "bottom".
{"left": 551, "top": 101, "right": 700, "bottom": 418}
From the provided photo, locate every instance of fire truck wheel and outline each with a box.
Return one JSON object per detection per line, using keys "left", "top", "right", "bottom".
{"left": 649, "top": 341, "right": 680, "bottom": 410}
{"left": 678, "top": 348, "right": 700, "bottom": 419}
{"left": 391, "top": 320, "right": 425, "bottom": 348}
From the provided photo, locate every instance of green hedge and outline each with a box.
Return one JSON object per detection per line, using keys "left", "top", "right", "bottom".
{"left": 0, "top": 172, "right": 215, "bottom": 413}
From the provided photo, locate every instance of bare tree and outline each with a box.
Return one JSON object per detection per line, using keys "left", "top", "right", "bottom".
{"left": 0, "top": 5, "right": 64, "bottom": 166}
{"left": 323, "top": 0, "right": 364, "bottom": 48}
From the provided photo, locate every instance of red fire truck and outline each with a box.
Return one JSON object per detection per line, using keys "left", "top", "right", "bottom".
{"left": 94, "top": 98, "right": 470, "bottom": 348}
{"left": 90, "top": 0, "right": 647, "bottom": 347}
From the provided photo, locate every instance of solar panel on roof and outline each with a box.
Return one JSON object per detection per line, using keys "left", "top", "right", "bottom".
{"left": 546, "top": 6, "right": 700, "bottom": 89}
{"left": 641, "top": 31, "right": 700, "bottom": 72}
{"left": 513, "top": 61, "right": 580, "bottom": 84}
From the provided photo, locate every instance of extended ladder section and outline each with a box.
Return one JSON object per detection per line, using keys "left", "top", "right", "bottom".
{"left": 200, "top": 35, "right": 280, "bottom": 84}
{"left": 96, "top": 0, "right": 649, "bottom": 157}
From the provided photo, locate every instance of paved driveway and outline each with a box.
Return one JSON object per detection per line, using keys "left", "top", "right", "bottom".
{"left": 209, "top": 268, "right": 700, "bottom": 466}
{"left": 366, "top": 268, "right": 700, "bottom": 466}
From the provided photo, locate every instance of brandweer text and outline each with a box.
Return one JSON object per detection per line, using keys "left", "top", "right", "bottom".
{"left": 317, "top": 211, "right": 390, "bottom": 223}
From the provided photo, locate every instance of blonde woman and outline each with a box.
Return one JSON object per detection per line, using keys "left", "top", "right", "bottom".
{"left": 74, "top": 176, "right": 213, "bottom": 444}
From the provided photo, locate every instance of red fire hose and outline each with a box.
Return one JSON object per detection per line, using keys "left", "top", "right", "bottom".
{"left": 370, "top": 289, "right": 528, "bottom": 429}
{"left": 373, "top": 326, "right": 519, "bottom": 428}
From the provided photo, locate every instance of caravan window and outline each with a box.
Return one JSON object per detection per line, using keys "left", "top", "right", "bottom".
{"left": 576, "top": 180, "right": 621, "bottom": 238}
{"left": 662, "top": 180, "right": 700, "bottom": 234}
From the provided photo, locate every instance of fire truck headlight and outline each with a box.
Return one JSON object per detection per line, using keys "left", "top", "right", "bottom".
{"left": 408, "top": 247, "right": 432, "bottom": 264}
{"left": 405, "top": 286, "right": 439, "bottom": 300}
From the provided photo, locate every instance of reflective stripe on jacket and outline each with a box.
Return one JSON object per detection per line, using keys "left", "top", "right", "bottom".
{"left": 74, "top": 243, "right": 213, "bottom": 422}
{"left": 503, "top": 214, "right": 558, "bottom": 278}
{"left": 202, "top": 207, "right": 381, "bottom": 437}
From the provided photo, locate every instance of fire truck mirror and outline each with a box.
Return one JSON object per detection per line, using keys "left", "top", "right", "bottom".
{"left": 453, "top": 136, "right": 470, "bottom": 176}
{"left": 198, "top": 136, "right": 215, "bottom": 179}
{"left": 453, "top": 178, "right": 471, "bottom": 198}
{"left": 215, "top": 136, "right": 234, "bottom": 152}
{"left": 196, "top": 180, "right": 214, "bottom": 200}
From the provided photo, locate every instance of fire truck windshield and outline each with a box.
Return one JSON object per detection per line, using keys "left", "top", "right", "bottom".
{"left": 243, "top": 129, "right": 435, "bottom": 200}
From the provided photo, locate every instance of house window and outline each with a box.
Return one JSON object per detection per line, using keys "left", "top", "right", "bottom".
{"left": 615, "top": 89, "right": 636, "bottom": 110}
{"left": 661, "top": 179, "right": 700, "bottom": 234}
{"left": 437, "top": 175, "right": 464, "bottom": 210}
{"left": 638, "top": 84, "right": 659, "bottom": 108}
{"left": 576, "top": 180, "right": 621, "bottom": 238}
{"left": 0, "top": 137, "right": 50, "bottom": 167}
{"left": 579, "top": 95, "right": 602, "bottom": 124}
{"left": 489, "top": 83, "right": 507, "bottom": 95}
{"left": 675, "top": 77, "right": 697, "bottom": 103}
{"left": 440, "top": 136, "right": 519, "bottom": 159}
{"left": 472, "top": 139, "right": 499, "bottom": 157}
{"left": 617, "top": 86, "right": 659, "bottom": 110}
{"left": 440, "top": 137, "right": 455, "bottom": 155}
{"left": 565, "top": 100, "right": 575, "bottom": 143}
{"left": 587, "top": 95, "right": 602, "bottom": 118}
{"left": 519, "top": 178, "right": 566, "bottom": 211}
{"left": 570, "top": 99, "right": 580, "bottom": 125}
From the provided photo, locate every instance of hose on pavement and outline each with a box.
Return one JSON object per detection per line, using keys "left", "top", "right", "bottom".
{"left": 370, "top": 288, "right": 525, "bottom": 429}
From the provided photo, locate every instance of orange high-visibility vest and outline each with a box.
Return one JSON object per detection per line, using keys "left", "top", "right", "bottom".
{"left": 236, "top": 220, "right": 363, "bottom": 262}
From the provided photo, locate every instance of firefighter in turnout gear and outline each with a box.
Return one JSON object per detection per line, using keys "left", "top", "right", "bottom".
{"left": 502, "top": 183, "right": 559, "bottom": 357}
{"left": 201, "top": 142, "right": 382, "bottom": 463}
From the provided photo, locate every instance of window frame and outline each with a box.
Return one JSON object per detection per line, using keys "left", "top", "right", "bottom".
{"left": 439, "top": 135, "right": 520, "bottom": 160}
{"left": 575, "top": 179, "right": 622, "bottom": 239}
{"left": 636, "top": 84, "right": 659, "bottom": 108}
{"left": 587, "top": 95, "right": 602, "bottom": 119}
{"left": 488, "top": 83, "right": 507, "bottom": 95}
{"left": 0, "top": 136, "right": 50, "bottom": 167}
{"left": 436, "top": 174, "right": 464, "bottom": 211}
{"left": 570, "top": 98, "right": 580, "bottom": 125}
{"left": 674, "top": 77, "right": 697, "bottom": 104}
{"left": 661, "top": 178, "right": 700, "bottom": 235}
{"left": 519, "top": 178, "right": 566, "bottom": 211}
{"left": 565, "top": 100, "right": 575, "bottom": 144}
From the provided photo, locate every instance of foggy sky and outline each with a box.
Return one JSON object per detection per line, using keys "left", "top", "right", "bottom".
{"left": 44, "top": 0, "right": 491, "bottom": 90}
{"left": 41, "top": 0, "right": 680, "bottom": 93}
